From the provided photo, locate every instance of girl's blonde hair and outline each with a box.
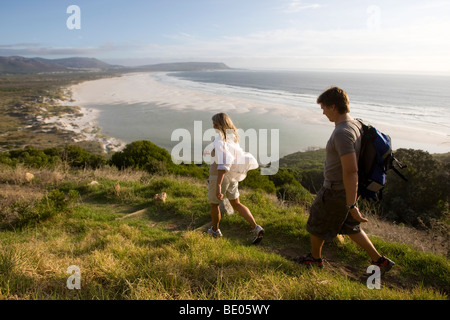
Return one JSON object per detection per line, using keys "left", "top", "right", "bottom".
{"left": 212, "top": 113, "right": 239, "bottom": 143}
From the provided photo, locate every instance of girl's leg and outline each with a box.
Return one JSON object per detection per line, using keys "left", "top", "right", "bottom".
{"left": 210, "top": 203, "right": 221, "bottom": 231}
{"left": 229, "top": 198, "right": 257, "bottom": 229}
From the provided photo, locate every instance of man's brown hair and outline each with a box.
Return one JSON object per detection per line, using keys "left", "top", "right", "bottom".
{"left": 316, "top": 87, "right": 350, "bottom": 114}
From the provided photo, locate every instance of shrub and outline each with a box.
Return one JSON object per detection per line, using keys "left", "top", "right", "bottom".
{"left": 239, "top": 169, "right": 276, "bottom": 194}
{"left": 277, "top": 183, "right": 314, "bottom": 206}
{"left": 6, "top": 146, "right": 60, "bottom": 168}
{"left": 0, "top": 145, "right": 105, "bottom": 169}
{"left": 381, "top": 148, "right": 449, "bottom": 227}
{"left": 0, "top": 189, "right": 79, "bottom": 230}
{"left": 111, "top": 140, "right": 174, "bottom": 173}
{"left": 297, "top": 168, "right": 324, "bottom": 194}
{"left": 267, "top": 168, "right": 314, "bottom": 205}
{"left": 110, "top": 140, "right": 208, "bottom": 179}
{"left": 59, "top": 145, "right": 105, "bottom": 169}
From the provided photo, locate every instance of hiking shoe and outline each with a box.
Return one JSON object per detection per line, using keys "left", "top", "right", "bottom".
{"left": 252, "top": 225, "right": 264, "bottom": 244}
{"left": 372, "top": 256, "right": 395, "bottom": 274}
{"left": 207, "top": 227, "right": 223, "bottom": 238}
{"left": 292, "top": 253, "right": 324, "bottom": 268}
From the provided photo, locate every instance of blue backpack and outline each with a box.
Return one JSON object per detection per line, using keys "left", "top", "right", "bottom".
{"left": 357, "top": 119, "right": 407, "bottom": 200}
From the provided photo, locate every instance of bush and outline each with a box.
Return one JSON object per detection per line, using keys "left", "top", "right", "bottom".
{"left": 277, "top": 183, "right": 314, "bottom": 206}
{"left": 268, "top": 168, "right": 298, "bottom": 187}
{"left": 381, "top": 149, "right": 449, "bottom": 227}
{"left": 278, "top": 149, "right": 326, "bottom": 193}
{"left": 6, "top": 146, "right": 60, "bottom": 168}
{"left": 111, "top": 140, "right": 174, "bottom": 173}
{"left": 239, "top": 169, "right": 276, "bottom": 194}
{"left": 110, "top": 140, "right": 208, "bottom": 179}
{"left": 0, "top": 145, "right": 105, "bottom": 169}
{"left": 59, "top": 145, "right": 105, "bottom": 169}
{"left": 297, "top": 168, "right": 324, "bottom": 194}
{"left": 267, "top": 168, "right": 314, "bottom": 205}
{"left": 0, "top": 189, "right": 79, "bottom": 230}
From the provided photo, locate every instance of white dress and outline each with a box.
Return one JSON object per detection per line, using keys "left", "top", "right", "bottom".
{"left": 212, "top": 133, "right": 259, "bottom": 182}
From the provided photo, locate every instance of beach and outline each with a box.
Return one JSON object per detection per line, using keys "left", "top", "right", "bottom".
{"left": 50, "top": 72, "right": 450, "bottom": 156}
{"left": 66, "top": 72, "right": 324, "bottom": 120}
{"left": 42, "top": 105, "right": 126, "bottom": 153}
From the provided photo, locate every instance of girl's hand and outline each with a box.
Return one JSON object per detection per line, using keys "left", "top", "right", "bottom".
{"left": 216, "top": 185, "right": 223, "bottom": 201}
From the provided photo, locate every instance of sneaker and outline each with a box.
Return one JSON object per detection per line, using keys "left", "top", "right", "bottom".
{"left": 252, "top": 225, "right": 264, "bottom": 244}
{"left": 292, "top": 253, "right": 324, "bottom": 268}
{"left": 372, "top": 256, "right": 395, "bottom": 274}
{"left": 207, "top": 227, "right": 223, "bottom": 238}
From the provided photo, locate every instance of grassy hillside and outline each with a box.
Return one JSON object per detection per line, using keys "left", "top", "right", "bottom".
{"left": 0, "top": 163, "right": 448, "bottom": 300}
{"left": 1, "top": 71, "right": 447, "bottom": 302}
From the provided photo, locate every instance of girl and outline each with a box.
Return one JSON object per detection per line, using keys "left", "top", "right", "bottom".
{"left": 207, "top": 113, "right": 264, "bottom": 244}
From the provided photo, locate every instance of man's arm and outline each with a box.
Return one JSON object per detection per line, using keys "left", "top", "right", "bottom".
{"left": 340, "top": 152, "right": 368, "bottom": 223}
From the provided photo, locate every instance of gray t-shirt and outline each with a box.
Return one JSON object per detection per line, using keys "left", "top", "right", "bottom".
{"left": 324, "top": 119, "right": 362, "bottom": 184}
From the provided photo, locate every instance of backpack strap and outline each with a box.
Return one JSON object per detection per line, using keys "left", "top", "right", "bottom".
{"left": 388, "top": 155, "right": 408, "bottom": 182}
{"left": 392, "top": 167, "right": 408, "bottom": 182}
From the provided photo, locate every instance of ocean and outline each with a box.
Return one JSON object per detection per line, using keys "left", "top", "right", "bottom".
{"left": 161, "top": 70, "right": 450, "bottom": 133}
{"left": 92, "top": 70, "right": 450, "bottom": 157}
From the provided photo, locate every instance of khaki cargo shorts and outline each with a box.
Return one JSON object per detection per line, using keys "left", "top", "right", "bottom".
{"left": 208, "top": 175, "right": 240, "bottom": 204}
{"left": 306, "top": 186, "right": 361, "bottom": 242}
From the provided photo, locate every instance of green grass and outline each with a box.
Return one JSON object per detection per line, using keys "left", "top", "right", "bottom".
{"left": 0, "top": 170, "right": 449, "bottom": 300}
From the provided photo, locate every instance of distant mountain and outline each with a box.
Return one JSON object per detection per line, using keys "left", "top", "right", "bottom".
{"left": 0, "top": 56, "right": 232, "bottom": 74}
{"left": 36, "top": 57, "right": 121, "bottom": 70}
{"left": 0, "top": 56, "right": 68, "bottom": 74}
{"left": 0, "top": 56, "right": 122, "bottom": 74}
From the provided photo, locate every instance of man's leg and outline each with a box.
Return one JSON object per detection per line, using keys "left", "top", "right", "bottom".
{"left": 210, "top": 203, "right": 221, "bottom": 231}
{"left": 347, "top": 230, "right": 381, "bottom": 262}
{"left": 310, "top": 233, "right": 325, "bottom": 259}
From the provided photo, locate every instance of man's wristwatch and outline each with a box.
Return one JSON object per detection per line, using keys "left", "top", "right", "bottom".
{"left": 346, "top": 203, "right": 357, "bottom": 210}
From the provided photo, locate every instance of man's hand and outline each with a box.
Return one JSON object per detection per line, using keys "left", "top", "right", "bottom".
{"left": 216, "top": 185, "right": 223, "bottom": 201}
{"left": 349, "top": 207, "right": 368, "bottom": 223}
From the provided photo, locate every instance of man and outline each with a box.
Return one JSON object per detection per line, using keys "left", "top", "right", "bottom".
{"left": 295, "top": 87, "right": 394, "bottom": 273}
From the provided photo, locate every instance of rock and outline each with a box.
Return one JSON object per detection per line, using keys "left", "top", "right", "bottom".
{"left": 25, "top": 172, "right": 35, "bottom": 182}
{"left": 89, "top": 180, "right": 99, "bottom": 186}
{"left": 153, "top": 192, "right": 167, "bottom": 204}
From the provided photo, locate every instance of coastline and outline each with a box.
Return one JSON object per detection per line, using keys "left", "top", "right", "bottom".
{"left": 66, "top": 72, "right": 323, "bottom": 121}
{"left": 52, "top": 72, "right": 449, "bottom": 155}
{"left": 42, "top": 104, "right": 126, "bottom": 153}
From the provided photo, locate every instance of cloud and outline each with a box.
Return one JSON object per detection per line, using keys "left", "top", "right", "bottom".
{"left": 134, "top": 17, "right": 450, "bottom": 72}
{"left": 2, "top": 13, "right": 449, "bottom": 74}
{"left": 281, "top": 0, "right": 323, "bottom": 13}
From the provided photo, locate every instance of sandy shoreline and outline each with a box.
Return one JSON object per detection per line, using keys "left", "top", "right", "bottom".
{"left": 42, "top": 105, "right": 126, "bottom": 153}
{"left": 67, "top": 72, "right": 323, "bottom": 122}
{"left": 50, "top": 72, "right": 449, "bottom": 155}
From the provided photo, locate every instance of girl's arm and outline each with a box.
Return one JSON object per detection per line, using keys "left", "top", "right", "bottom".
{"left": 216, "top": 169, "right": 226, "bottom": 201}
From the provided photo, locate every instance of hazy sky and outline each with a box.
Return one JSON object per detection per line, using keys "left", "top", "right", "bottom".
{"left": 1, "top": 0, "right": 450, "bottom": 73}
